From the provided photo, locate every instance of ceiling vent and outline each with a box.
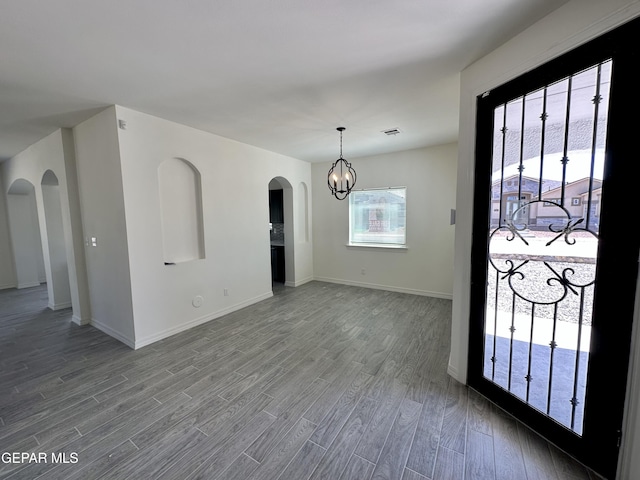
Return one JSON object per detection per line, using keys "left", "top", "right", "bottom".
{"left": 382, "top": 128, "right": 401, "bottom": 136}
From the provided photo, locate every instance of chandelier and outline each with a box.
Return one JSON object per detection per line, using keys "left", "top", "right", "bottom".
{"left": 327, "top": 127, "right": 356, "bottom": 200}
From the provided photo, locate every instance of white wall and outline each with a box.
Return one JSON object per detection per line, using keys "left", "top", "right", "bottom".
{"left": 450, "top": 1, "right": 640, "bottom": 478}
{"left": 113, "top": 106, "right": 313, "bottom": 348}
{"left": 0, "top": 129, "right": 90, "bottom": 322}
{"left": 73, "top": 107, "right": 135, "bottom": 344}
{"left": 0, "top": 170, "right": 17, "bottom": 289}
{"left": 312, "top": 144, "right": 457, "bottom": 298}
{"left": 60, "top": 128, "right": 92, "bottom": 325}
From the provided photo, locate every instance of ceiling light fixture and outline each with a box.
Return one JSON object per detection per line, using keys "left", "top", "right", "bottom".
{"left": 328, "top": 127, "right": 356, "bottom": 200}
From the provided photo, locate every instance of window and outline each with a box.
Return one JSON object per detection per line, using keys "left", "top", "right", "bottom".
{"left": 349, "top": 187, "right": 406, "bottom": 246}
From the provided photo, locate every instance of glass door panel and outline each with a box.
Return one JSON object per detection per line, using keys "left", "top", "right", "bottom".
{"left": 483, "top": 61, "right": 610, "bottom": 436}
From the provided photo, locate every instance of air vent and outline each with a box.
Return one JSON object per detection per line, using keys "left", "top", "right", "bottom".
{"left": 382, "top": 128, "right": 401, "bottom": 136}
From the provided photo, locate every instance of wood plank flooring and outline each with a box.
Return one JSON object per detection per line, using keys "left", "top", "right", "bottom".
{"left": 0, "top": 282, "right": 604, "bottom": 479}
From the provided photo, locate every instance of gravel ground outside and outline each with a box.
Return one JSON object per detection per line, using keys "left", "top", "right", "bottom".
{"left": 486, "top": 230, "right": 597, "bottom": 326}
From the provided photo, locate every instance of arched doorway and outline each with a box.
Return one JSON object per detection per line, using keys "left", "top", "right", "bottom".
{"left": 7, "top": 179, "right": 46, "bottom": 290}
{"left": 268, "top": 177, "right": 294, "bottom": 291}
{"left": 41, "top": 170, "right": 72, "bottom": 310}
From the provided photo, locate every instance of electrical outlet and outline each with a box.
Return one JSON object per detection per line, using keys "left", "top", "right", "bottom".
{"left": 224, "top": 289, "right": 229, "bottom": 296}
{"left": 361, "top": 269, "right": 366, "bottom": 275}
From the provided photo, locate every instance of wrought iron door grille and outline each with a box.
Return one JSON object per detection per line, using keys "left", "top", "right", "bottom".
{"left": 482, "top": 60, "right": 611, "bottom": 435}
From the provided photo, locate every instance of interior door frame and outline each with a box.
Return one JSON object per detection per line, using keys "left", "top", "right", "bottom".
{"left": 467, "top": 16, "right": 640, "bottom": 479}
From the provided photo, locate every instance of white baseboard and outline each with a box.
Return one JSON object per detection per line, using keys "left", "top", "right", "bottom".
{"left": 91, "top": 318, "right": 136, "bottom": 349}
{"left": 17, "top": 281, "right": 41, "bottom": 289}
{"left": 133, "top": 291, "right": 274, "bottom": 349}
{"left": 49, "top": 301, "right": 72, "bottom": 311}
{"left": 286, "top": 276, "right": 313, "bottom": 287}
{"left": 447, "top": 363, "right": 462, "bottom": 383}
{"left": 0, "top": 283, "right": 16, "bottom": 290}
{"left": 72, "top": 315, "right": 90, "bottom": 326}
{"left": 312, "top": 276, "right": 452, "bottom": 300}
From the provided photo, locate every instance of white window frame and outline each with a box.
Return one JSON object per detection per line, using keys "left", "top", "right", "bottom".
{"left": 347, "top": 186, "right": 407, "bottom": 249}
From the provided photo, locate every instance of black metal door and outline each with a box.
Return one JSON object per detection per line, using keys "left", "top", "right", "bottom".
{"left": 468, "top": 17, "right": 640, "bottom": 479}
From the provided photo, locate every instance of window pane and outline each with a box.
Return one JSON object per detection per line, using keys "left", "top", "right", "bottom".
{"left": 349, "top": 188, "right": 406, "bottom": 245}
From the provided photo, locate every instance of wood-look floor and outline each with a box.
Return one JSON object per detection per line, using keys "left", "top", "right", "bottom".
{"left": 0, "top": 282, "right": 603, "bottom": 480}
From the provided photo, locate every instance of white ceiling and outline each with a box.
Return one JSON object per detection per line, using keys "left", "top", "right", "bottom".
{"left": 0, "top": 0, "right": 570, "bottom": 163}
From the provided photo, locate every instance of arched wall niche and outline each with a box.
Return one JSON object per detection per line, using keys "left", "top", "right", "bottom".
{"left": 158, "top": 157, "right": 205, "bottom": 264}
{"left": 298, "top": 181, "right": 309, "bottom": 243}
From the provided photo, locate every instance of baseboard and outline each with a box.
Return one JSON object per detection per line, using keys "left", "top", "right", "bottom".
{"left": 284, "top": 277, "right": 312, "bottom": 287}
{"left": 49, "top": 301, "right": 72, "bottom": 311}
{"left": 447, "top": 363, "right": 462, "bottom": 382}
{"left": 17, "top": 281, "right": 41, "bottom": 289}
{"left": 91, "top": 318, "right": 136, "bottom": 349}
{"left": 72, "top": 315, "right": 90, "bottom": 326}
{"left": 0, "top": 283, "right": 16, "bottom": 290}
{"left": 133, "top": 291, "right": 274, "bottom": 349}
{"left": 287, "top": 276, "right": 313, "bottom": 287}
{"left": 312, "top": 276, "right": 452, "bottom": 300}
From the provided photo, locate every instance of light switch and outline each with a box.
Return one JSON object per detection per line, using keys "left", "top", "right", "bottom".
{"left": 91, "top": 237, "right": 98, "bottom": 247}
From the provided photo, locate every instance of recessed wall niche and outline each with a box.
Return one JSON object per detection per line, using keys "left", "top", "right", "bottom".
{"left": 158, "top": 157, "right": 205, "bottom": 264}
{"left": 298, "top": 181, "right": 309, "bottom": 242}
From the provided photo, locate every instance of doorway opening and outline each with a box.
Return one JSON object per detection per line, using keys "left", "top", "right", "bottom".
{"left": 6, "top": 174, "right": 73, "bottom": 314}
{"left": 7, "top": 179, "right": 46, "bottom": 290}
{"left": 268, "top": 177, "right": 294, "bottom": 293}
{"left": 41, "top": 170, "right": 72, "bottom": 310}
{"left": 468, "top": 18, "right": 640, "bottom": 479}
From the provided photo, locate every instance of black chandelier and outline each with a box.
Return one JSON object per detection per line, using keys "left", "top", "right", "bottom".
{"left": 327, "top": 127, "right": 356, "bottom": 200}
